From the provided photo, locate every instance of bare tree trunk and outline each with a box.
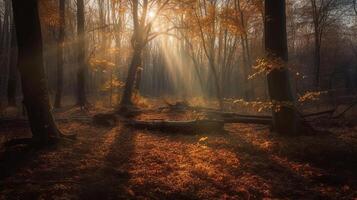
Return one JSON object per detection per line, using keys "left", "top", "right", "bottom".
{"left": 7, "top": 18, "right": 17, "bottom": 107}
{"left": 209, "top": 60, "right": 224, "bottom": 109}
{"left": 240, "top": 36, "right": 250, "bottom": 100}
{"left": 120, "top": 0, "right": 145, "bottom": 107}
{"left": 134, "top": 46, "right": 147, "bottom": 92}
{"left": 55, "top": 0, "right": 65, "bottom": 108}
{"left": 134, "top": 66, "right": 142, "bottom": 91}
{"left": 265, "top": 0, "right": 299, "bottom": 135}
{"left": 314, "top": 31, "right": 321, "bottom": 88}
{"left": 1, "top": 0, "right": 10, "bottom": 106}
{"left": 12, "top": 0, "right": 61, "bottom": 142}
{"left": 76, "top": 0, "right": 87, "bottom": 107}
{"left": 121, "top": 48, "right": 142, "bottom": 106}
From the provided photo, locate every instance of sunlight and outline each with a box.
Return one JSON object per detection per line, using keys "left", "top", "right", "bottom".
{"left": 147, "top": 10, "right": 155, "bottom": 20}
{"left": 157, "top": 36, "right": 205, "bottom": 98}
{"left": 3, "top": 0, "right": 357, "bottom": 199}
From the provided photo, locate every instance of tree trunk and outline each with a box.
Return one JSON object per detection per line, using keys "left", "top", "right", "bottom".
{"left": 134, "top": 67, "right": 142, "bottom": 91}
{"left": 12, "top": 0, "right": 61, "bottom": 142}
{"left": 7, "top": 20, "right": 18, "bottom": 107}
{"left": 314, "top": 31, "right": 321, "bottom": 88}
{"left": 265, "top": 0, "right": 299, "bottom": 135}
{"left": 76, "top": 0, "right": 87, "bottom": 107}
{"left": 1, "top": 0, "right": 10, "bottom": 106}
{"left": 209, "top": 60, "right": 224, "bottom": 109}
{"left": 55, "top": 0, "right": 65, "bottom": 108}
{"left": 240, "top": 36, "right": 250, "bottom": 100}
{"left": 120, "top": 48, "right": 142, "bottom": 106}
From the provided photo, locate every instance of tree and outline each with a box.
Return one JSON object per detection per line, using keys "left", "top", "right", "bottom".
{"left": 234, "top": 0, "right": 253, "bottom": 100}
{"left": 76, "top": 0, "right": 87, "bottom": 107}
{"left": 120, "top": 0, "right": 148, "bottom": 107}
{"left": 192, "top": 0, "right": 224, "bottom": 109}
{"left": 7, "top": 6, "right": 17, "bottom": 107}
{"left": 55, "top": 0, "right": 65, "bottom": 108}
{"left": 11, "top": 0, "right": 62, "bottom": 143}
{"left": 309, "top": 0, "right": 339, "bottom": 88}
{"left": 120, "top": 0, "right": 169, "bottom": 107}
{"left": 265, "top": 0, "right": 299, "bottom": 134}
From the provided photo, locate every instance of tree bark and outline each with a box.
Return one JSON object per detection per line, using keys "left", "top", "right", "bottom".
{"left": 7, "top": 20, "right": 18, "bottom": 107}
{"left": 55, "top": 0, "right": 65, "bottom": 108}
{"left": 120, "top": 48, "right": 142, "bottom": 106}
{"left": 120, "top": 0, "right": 144, "bottom": 107}
{"left": 76, "top": 0, "right": 87, "bottom": 107}
{"left": 265, "top": 0, "right": 299, "bottom": 135}
{"left": 314, "top": 31, "right": 321, "bottom": 88}
{"left": 12, "top": 0, "right": 61, "bottom": 142}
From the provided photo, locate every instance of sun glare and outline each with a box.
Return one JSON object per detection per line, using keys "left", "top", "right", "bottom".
{"left": 148, "top": 10, "right": 155, "bottom": 20}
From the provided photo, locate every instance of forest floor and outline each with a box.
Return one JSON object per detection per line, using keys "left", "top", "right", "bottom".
{"left": 0, "top": 99, "right": 357, "bottom": 199}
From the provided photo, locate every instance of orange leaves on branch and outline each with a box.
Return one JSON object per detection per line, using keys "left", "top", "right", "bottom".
{"left": 232, "top": 99, "right": 294, "bottom": 113}
{"left": 249, "top": 55, "right": 306, "bottom": 80}
{"left": 231, "top": 90, "right": 328, "bottom": 113}
{"left": 220, "top": 7, "right": 245, "bottom": 35}
{"left": 102, "top": 78, "right": 124, "bottom": 92}
{"left": 249, "top": 56, "right": 285, "bottom": 80}
{"left": 298, "top": 91, "right": 328, "bottom": 104}
{"left": 89, "top": 58, "right": 116, "bottom": 72}
{"left": 39, "top": 0, "right": 60, "bottom": 28}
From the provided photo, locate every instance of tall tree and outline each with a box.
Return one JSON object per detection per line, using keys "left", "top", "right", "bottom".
{"left": 1, "top": 0, "right": 11, "bottom": 106}
{"left": 12, "top": 0, "right": 62, "bottom": 143}
{"left": 234, "top": 0, "right": 252, "bottom": 100}
{"left": 7, "top": 9, "right": 18, "bottom": 107}
{"left": 265, "top": 0, "right": 299, "bottom": 134}
{"left": 120, "top": 0, "right": 146, "bottom": 107}
{"left": 55, "top": 0, "right": 65, "bottom": 108}
{"left": 309, "top": 0, "right": 338, "bottom": 88}
{"left": 193, "top": 0, "right": 223, "bottom": 109}
{"left": 120, "top": 0, "right": 169, "bottom": 107}
{"left": 76, "top": 0, "right": 87, "bottom": 107}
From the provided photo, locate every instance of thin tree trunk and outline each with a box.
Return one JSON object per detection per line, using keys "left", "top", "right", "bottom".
{"left": 240, "top": 36, "right": 250, "bottom": 100}
{"left": 76, "top": 0, "right": 87, "bottom": 107}
{"left": 314, "top": 31, "right": 321, "bottom": 88}
{"left": 265, "top": 0, "right": 299, "bottom": 135}
{"left": 12, "top": 0, "right": 61, "bottom": 142}
{"left": 55, "top": 0, "right": 65, "bottom": 108}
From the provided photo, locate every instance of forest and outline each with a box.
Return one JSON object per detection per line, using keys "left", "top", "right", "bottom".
{"left": 0, "top": 0, "right": 357, "bottom": 199}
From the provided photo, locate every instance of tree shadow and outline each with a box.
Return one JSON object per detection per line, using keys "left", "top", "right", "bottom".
{"left": 0, "top": 143, "right": 58, "bottom": 180}
{"left": 78, "top": 127, "right": 136, "bottom": 199}
{"left": 216, "top": 130, "right": 345, "bottom": 199}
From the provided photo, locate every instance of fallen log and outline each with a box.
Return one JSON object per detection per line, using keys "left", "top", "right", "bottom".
{"left": 125, "top": 119, "right": 225, "bottom": 132}
{"left": 162, "top": 100, "right": 190, "bottom": 112}
{"left": 0, "top": 117, "right": 92, "bottom": 128}
{"left": 0, "top": 180, "right": 79, "bottom": 185}
{"left": 192, "top": 106, "right": 338, "bottom": 122}
{"left": 125, "top": 115, "right": 274, "bottom": 132}
{"left": 223, "top": 117, "right": 272, "bottom": 125}
{"left": 302, "top": 109, "right": 335, "bottom": 118}
{"left": 204, "top": 110, "right": 272, "bottom": 119}
{"left": 0, "top": 118, "right": 29, "bottom": 127}
{"left": 93, "top": 113, "right": 117, "bottom": 126}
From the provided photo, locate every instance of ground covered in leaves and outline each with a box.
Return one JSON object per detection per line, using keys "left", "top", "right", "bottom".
{"left": 0, "top": 104, "right": 357, "bottom": 199}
